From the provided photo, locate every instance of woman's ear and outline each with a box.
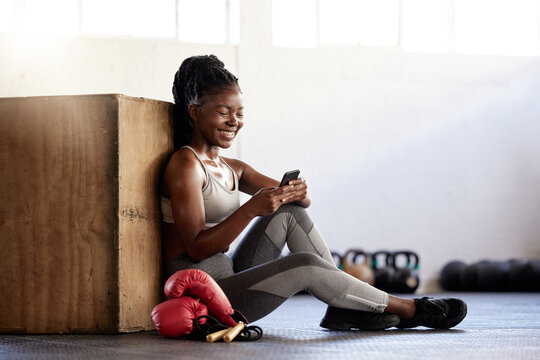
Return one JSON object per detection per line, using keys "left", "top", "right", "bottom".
{"left": 188, "top": 104, "right": 200, "bottom": 122}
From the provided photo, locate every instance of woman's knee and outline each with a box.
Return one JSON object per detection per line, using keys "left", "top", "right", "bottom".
{"left": 277, "top": 203, "right": 307, "bottom": 216}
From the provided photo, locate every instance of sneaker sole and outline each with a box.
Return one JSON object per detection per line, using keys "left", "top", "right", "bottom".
{"left": 320, "top": 310, "right": 400, "bottom": 331}
{"left": 320, "top": 317, "right": 400, "bottom": 331}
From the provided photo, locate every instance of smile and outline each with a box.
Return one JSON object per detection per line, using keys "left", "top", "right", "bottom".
{"left": 218, "top": 129, "right": 236, "bottom": 136}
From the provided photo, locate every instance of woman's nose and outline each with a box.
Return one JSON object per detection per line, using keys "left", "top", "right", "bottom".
{"left": 228, "top": 114, "right": 240, "bottom": 125}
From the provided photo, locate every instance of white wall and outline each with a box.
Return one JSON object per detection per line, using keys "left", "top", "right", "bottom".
{"left": 2, "top": 0, "right": 540, "bottom": 292}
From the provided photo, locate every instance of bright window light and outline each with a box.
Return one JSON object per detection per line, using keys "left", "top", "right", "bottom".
{"left": 228, "top": 0, "right": 241, "bottom": 45}
{"left": 455, "top": 0, "right": 539, "bottom": 56}
{"left": 357, "top": 0, "right": 399, "bottom": 47}
{"left": 0, "top": 0, "right": 13, "bottom": 33}
{"left": 497, "top": 0, "right": 539, "bottom": 56}
{"left": 82, "top": 0, "right": 175, "bottom": 38}
{"left": 22, "top": 0, "right": 78, "bottom": 36}
{"left": 129, "top": 0, "right": 175, "bottom": 38}
{"left": 455, "top": 0, "right": 506, "bottom": 55}
{"left": 320, "top": 0, "right": 361, "bottom": 45}
{"left": 273, "top": 0, "right": 317, "bottom": 48}
{"left": 402, "top": 0, "right": 449, "bottom": 53}
{"left": 178, "top": 0, "right": 232, "bottom": 44}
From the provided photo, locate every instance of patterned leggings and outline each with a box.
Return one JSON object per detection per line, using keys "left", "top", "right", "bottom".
{"left": 166, "top": 204, "right": 388, "bottom": 322}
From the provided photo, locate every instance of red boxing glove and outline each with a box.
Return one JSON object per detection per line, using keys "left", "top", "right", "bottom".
{"left": 164, "top": 269, "right": 237, "bottom": 327}
{"left": 151, "top": 297, "right": 208, "bottom": 339}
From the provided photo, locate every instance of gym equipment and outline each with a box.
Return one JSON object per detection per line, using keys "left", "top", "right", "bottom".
{"left": 530, "top": 260, "right": 540, "bottom": 291}
{"left": 352, "top": 251, "right": 375, "bottom": 285}
{"left": 331, "top": 251, "right": 343, "bottom": 270}
{"left": 440, "top": 258, "right": 540, "bottom": 292}
{"left": 164, "top": 269, "right": 238, "bottom": 327}
{"left": 459, "top": 261, "right": 488, "bottom": 291}
{"left": 508, "top": 259, "right": 532, "bottom": 291}
{"left": 371, "top": 250, "right": 395, "bottom": 293}
{"left": 223, "top": 322, "right": 246, "bottom": 343}
{"left": 509, "top": 259, "right": 540, "bottom": 292}
{"left": 342, "top": 249, "right": 375, "bottom": 285}
{"left": 478, "top": 260, "right": 511, "bottom": 291}
{"left": 390, "top": 251, "right": 420, "bottom": 294}
{"left": 440, "top": 260, "right": 467, "bottom": 291}
{"left": 152, "top": 269, "right": 263, "bottom": 341}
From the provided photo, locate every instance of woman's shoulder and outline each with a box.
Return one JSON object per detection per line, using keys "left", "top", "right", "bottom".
{"left": 168, "top": 147, "right": 201, "bottom": 169}
{"left": 163, "top": 148, "right": 206, "bottom": 188}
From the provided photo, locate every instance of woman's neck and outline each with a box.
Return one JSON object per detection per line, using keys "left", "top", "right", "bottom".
{"left": 188, "top": 137, "right": 221, "bottom": 161}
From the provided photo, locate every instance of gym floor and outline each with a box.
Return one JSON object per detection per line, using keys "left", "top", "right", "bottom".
{"left": 1, "top": 292, "right": 539, "bottom": 360}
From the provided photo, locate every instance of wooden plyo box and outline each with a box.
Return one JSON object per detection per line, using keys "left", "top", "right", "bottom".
{"left": 0, "top": 94, "right": 174, "bottom": 333}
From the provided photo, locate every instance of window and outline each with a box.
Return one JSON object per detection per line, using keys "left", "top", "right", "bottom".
{"left": 21, "top": 0, "right": 78, "bottom": 36}
{"left": 178, "top": 0, "right": 240, "bottom": 44}
{"left": 320, "top": 0, "right": 361, "bottom": 45}
{"left": 455, "top": 0, "right": 539, "bottom": 56}
{"left": 0, "top": 0, "right": 13, "bottom": 33}
{"left": 402, "top": 0, "right": 449, "bottom": 53}
{"left": 272, "top": 0, "right": 317, "bottom": 48}
{"left": 318, "top": 0, "right": 400, "bottom": 47}
{"left": 82, "top": 0, "right": 176, "bottom": 38}
{"left": 357, "top": 0, "right": 399, "bottom": 47}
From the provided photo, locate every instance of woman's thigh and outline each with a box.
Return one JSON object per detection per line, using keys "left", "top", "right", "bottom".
{"left": 166, "top": 252, "right": 234, "bottom": 281}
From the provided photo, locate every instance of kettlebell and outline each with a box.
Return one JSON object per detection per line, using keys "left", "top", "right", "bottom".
{"left": 371, "top": 250, "right": 395, "bottom": 292}
{"left": 342, "top": 249, "right": 375, "bottom": 285}
{"left": 352, "top": 251, "right": 375, "bottom": 285}
{"left": 390, "top": 251, "right": 420, "bottom": 294}
{"left": 331, "top": 251, "right": 343, "bottom": 270}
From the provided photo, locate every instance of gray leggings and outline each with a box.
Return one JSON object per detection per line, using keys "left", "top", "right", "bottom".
{"left": 166, "top": 204, "right": 388, "bottom": 322}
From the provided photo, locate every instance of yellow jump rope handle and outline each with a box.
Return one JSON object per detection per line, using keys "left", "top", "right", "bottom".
{"left": 223, "top": 321, "right": 245, "bottom": 343}
{"left": 206, "top": 328, "right": 230, "bottom": 343}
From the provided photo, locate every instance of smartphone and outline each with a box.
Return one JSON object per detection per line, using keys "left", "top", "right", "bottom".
{"left": 279, "top": 170, "right": 300, "bottom": 187}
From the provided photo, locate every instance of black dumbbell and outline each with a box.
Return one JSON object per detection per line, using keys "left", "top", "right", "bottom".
{"left": 371, "top": 250, "right": 395, "bottom": 292}
{"left": 440, "top": 260, "right": 467, "bottom": 291}
{"left": 390, "top": 251, "right": 420, "bottom": 294}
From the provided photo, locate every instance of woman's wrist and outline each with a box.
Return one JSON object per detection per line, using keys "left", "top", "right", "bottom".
{"left": 240, "top": 201, "right": 258, "bottom": 220}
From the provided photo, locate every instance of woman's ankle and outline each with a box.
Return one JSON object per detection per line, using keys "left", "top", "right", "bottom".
{"left": 386, "top": 296, "right": 416, "bottom": 319}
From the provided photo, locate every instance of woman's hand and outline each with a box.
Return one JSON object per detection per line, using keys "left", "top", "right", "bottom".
{"left": 244, "top": 178, "right": 310, "bottom": 217}
{"left": 282, "top": 178, "right": 309, "bottom": 206}
{"left": 244, "top": 187, "right": 288, "bottom": 217}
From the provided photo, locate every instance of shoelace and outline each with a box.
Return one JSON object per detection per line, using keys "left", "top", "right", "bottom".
{"left": 417, "top": 297, "right": 448, "bottom": 320}
{"left": 193, "top": 315, "right": 263, "bottom": 341}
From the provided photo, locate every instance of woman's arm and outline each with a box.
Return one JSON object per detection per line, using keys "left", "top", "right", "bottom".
{"left": 223, "top": 157, "right": 311, "bottom": 208}
{"left": 165, "top": 151, "right": 299, "bottom": 261}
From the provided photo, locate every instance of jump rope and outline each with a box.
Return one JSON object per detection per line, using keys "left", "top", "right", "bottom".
{"left": 191, "top": 315, "right": 263, "bottom": 342}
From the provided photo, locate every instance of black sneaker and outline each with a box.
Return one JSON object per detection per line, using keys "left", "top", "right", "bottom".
{"left": 320, "top": 306, "right": 400, "bottom": 331}
{"left": 397, "top": 297, "right": 467, "bottom": 329}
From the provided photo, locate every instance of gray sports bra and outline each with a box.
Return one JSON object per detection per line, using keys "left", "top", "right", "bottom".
{"left": 161, "top": 146, "right": 240, "bottom": 227}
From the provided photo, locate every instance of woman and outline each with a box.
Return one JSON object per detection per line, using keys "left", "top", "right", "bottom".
{"left": 160, "top": 55, "right": 467, "bottom": 330}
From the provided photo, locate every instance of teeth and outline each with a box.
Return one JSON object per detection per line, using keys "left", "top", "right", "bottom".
{"left": 219, "top": 129, "right": 235, "bottom": 135}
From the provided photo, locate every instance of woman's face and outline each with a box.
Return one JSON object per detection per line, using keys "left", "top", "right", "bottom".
{"left": 191, "top": 87, "right": 244, "bottom": 149}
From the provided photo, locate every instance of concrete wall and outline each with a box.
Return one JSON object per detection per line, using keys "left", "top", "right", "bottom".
{"left": 2, "top": 0, "right": 540, "bottom": 291}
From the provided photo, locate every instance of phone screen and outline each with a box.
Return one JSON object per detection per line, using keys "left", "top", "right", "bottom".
{"left": 279, "top": 170, "right": 300, "bottom": 187}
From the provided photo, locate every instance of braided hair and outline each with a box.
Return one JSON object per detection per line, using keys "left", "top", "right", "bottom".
{"left": 172, "top": 55, "right": 240, "bottom": 149}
